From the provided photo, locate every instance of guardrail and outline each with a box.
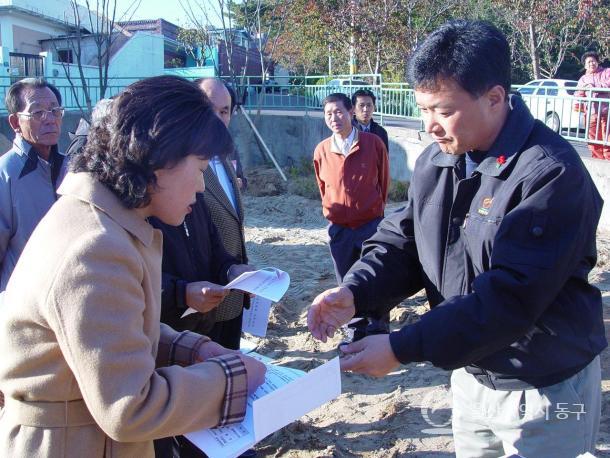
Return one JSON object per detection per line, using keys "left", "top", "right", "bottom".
{"left": 512, "top": 84, "right": 610, "bottom": 149}
{"left": 0, "top": 75, "right": 608, "bottom": 148}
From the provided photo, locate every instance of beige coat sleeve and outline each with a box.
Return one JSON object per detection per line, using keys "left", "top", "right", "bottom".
{"left": 45, "top": 233, "right": 229, "bottom": 442}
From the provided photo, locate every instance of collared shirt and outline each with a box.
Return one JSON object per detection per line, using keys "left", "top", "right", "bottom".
{"left": 465, "top": 150, "right": 487, "bottom": 178}
{"left": 0, "top": 136, "right": 66, "bottom": 290}
{"left": 358, "top": 122, "right": 371, "bottom": 133}
{"left": 332, "top": 127, "right": 357, "bottom": 156}
{"left": 208, "top": 156, "right": 237, "bottom": 211}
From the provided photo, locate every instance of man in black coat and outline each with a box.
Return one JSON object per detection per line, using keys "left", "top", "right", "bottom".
{"left": 352, "top": 88, "right": 389, "bottom": 152}
{"left": 150, "top": 196, "right": 247, "bottom": 336}
{"left": 309, "top": 20, "right": 606, "bottom": 458}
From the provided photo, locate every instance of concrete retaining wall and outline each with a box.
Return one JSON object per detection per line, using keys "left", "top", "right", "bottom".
{"left": 230, "top": 110, "right": 422, "bottom": 182}
{"left": 0, "top": 110, "right": 608, "bottom": 230}
{"left": 582, "top": 158, "right": 610, "bottom": 230}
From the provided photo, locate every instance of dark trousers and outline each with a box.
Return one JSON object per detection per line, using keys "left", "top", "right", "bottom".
{"left": 328, "top": 217, "right": 383, "bottom": 282}
{"left": 328, "top": 217, "right": 389, "bottom": 337}
{"left": 207, "top": 311, "right": 243, "bottom": 350}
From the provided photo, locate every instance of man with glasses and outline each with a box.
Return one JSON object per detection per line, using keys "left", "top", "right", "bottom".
{"left": 0, "top": 78, "right": 66, "bottom": 291}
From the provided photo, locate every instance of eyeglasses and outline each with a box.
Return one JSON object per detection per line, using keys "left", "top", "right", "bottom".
{"left": 17, "top": 107, "right": 65, "bottom": 120}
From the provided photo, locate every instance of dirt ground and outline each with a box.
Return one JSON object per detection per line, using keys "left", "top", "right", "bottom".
{"left": 239, "top": 179, "right": 610, "bottom": 457}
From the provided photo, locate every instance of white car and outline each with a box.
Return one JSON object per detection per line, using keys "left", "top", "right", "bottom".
{"left": 516, "top": 79, "right": 585, "bottom": 133}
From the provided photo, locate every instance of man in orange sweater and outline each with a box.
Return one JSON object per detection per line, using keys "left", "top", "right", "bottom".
{"left": 313, "top": 92, "right": 390, "bottom": 341}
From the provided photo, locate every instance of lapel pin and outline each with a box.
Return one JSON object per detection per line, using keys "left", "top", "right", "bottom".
{"left": 496, "top": 155, "right": 506, "bottom": 169}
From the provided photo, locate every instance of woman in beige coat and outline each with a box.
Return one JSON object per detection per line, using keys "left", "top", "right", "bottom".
{"left": 0, "top": 75, "right": 266, "bottom": 457}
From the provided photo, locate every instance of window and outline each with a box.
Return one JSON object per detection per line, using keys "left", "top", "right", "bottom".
{"left": 57, "top": 49, "right": 73, "bottom": 64}
{"left": 541, "top": 81, "right": 558, "bottom": 96}
{"left": 518, "top": 81, "right": 540, "bottom": 95}
{"left": 564, "top": 81, "right": 577, "bottom": 96}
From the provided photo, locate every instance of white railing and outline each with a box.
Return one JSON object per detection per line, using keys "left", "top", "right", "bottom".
{"left": 0, "top": 74, "right": 608, "bottom": 148}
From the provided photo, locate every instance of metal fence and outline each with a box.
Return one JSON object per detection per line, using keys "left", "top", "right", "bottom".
{"left": 0, "top": 74, "right": 608, "bottom": 148}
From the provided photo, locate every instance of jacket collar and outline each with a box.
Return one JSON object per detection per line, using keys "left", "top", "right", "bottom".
{"left": 58, "top": 172, "right": 155, "bottom": 247}
{"left": 352, "top": 117, "right": 379, "bottom": 131}
{"left": 203, "top": 159, "right": 242, "bottom": 222}
{"left": 329, "top": 128, "right": 360, "bottom": 155}
{"left": 13, "top": 135, "right": 64, "bottom": 184}
{"left": 430, "top": 95, "right": 535, "bottom": 177}
{"left": 68, "top": 118, "right": 90, "bottom": 140}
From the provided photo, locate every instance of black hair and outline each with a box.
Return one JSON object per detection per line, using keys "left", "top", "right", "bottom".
{"left": 5, "top": 77, "right": 62, "bottom": 113}
{"left": 581, "top": 51, "right": 600, "bottom": 65}
{"left": 407, "top": 20, "right": 511, "bottom": 98}
{"left": 351, "top": 89, "right": 376, "bottom": 106}
{"left": 322, "top": 93, "right": 352, "bottom": 111}
{"left": 72, "top": 75, "right": 232, "bottom": 209}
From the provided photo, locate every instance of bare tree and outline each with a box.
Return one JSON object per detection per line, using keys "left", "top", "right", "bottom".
{"left": 55, "top": 0, "right": 140, "bottom": 114}
{"left": 253, "top": 0, "right": 290, "bottom": 87}
{"left": 179, "top": 0, "right": 246, "bottom": 91}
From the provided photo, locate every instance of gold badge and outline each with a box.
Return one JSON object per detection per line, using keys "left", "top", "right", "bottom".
{"left": 478, "top": 197, "right": 493, "bottom": 216}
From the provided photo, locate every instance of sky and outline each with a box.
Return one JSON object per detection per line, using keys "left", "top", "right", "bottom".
{"left": 112, "top": 0, "right": 204, "bottom": 27}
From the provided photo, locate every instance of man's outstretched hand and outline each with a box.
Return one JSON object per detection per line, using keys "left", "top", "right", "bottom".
{"left": 307, "top": 286, "right": 356, "bottom": 342}
{"left": 339, "top": 334, "right": 400, "bottom": 377}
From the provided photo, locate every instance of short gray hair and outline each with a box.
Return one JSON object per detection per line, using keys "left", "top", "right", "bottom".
{"left": 91, "top": 98, "right": 113, "bottom": 126}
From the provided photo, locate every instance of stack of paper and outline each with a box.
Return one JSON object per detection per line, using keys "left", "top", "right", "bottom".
{"left": 185, "top": 354, "right": 341, "bottom": 458}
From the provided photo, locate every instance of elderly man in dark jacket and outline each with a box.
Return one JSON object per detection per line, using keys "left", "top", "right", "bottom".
{"left": 308, "top": 20, "right": 606, "bottom": 458}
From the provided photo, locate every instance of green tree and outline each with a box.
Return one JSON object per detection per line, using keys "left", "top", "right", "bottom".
{"left": 496, "top": 0, "right": 600, "bottom": 79}
{"left": 177, "top": 27, "right": 214, "bottom": 67}
{"left": 272, "top": 0, "right": 329, "bottom": 75}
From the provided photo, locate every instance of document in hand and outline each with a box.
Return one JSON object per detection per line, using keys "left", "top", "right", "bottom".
{"left": 182, "top": 268, "right": 290, "bottom": 338}
{"left": 224, "top": 267, "right": 290, "bottom": 302}
{"left": 185, "top": 353, "right": 341, "bottom": 458}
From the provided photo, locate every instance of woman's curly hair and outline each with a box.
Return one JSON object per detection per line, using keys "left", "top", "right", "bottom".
{"left": 71, "top": 75, "right": 233, "bottom": 208}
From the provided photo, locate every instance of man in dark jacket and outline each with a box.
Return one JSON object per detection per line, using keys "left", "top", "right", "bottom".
{"left": 351, "top": 88, "right": 389, "bottom": 152}
{"left": 308, "top": 20, "right": 606, "bottom": 457}
{"left": 150, "top": 197, "right": 246, "bottom": 336}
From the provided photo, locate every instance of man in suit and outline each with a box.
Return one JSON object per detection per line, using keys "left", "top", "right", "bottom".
{"left": 351, "top": 88, "right": 389, "bottom": 152}
{"left": 198, "top": 78, "right": 250, "bottom": 352}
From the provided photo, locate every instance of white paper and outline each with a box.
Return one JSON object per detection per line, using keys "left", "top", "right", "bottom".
{"left": 185, "top": 355, "right": 341, "bottom": 458}
{"left": 182, "top": 268, "right": 289, "bottom": 319}
{"left": 241, "top": 296, "right": 273, "bottom": 337}
{"left": 239, "top": 338, "right": 258, "bottom": 354}
{"left": 223, "top": 268, "right": 290, "bottom": 302}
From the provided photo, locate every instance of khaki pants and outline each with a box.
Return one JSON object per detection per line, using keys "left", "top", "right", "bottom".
{"left": 451, "top": 356, "right": 601, "bottom": 458}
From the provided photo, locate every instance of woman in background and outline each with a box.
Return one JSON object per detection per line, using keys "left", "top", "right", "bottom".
{"left": 575, "top": 51, "right": 610, "bottom": 159}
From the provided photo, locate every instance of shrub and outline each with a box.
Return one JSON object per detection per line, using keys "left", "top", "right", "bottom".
{"left": 388, "top": 180, "right": 410, "bottom": 202}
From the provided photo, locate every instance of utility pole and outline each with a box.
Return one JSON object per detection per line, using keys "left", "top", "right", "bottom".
{"left": 328, "top": 39, "right": 332, "bottom": 75}
{"left": 349, "top": 0, "right": 357, "bottom": 75}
